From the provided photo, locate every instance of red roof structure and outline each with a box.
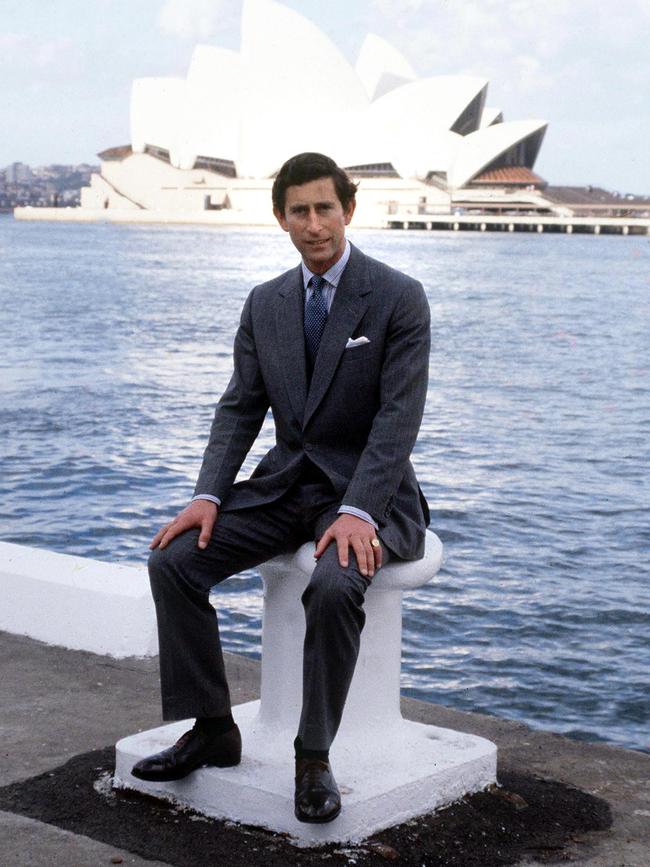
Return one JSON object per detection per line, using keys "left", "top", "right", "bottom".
{"left": 471, "top": 166, "right": 546, "bottom": 187}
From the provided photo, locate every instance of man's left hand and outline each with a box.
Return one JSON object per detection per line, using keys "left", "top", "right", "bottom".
{"left": 314, "top": 514, "right": 382, "bottom": 578}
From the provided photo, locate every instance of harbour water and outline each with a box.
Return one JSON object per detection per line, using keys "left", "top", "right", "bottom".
{"left": 1, "top": 215, "right": 648, "bottom": 752}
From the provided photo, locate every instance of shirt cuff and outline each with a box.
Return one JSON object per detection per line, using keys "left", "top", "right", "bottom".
{"left": 338, "top": 505, "right": 378, "bottom": 530}
{"left": 192, "top": 494, "right": 221, "bottom": 507}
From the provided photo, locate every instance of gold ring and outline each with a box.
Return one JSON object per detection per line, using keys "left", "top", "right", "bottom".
{"left": 371, "top": 538, "right": 380, "bottom": 548}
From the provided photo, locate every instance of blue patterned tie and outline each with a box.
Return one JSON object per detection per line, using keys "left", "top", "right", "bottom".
{"left": 304, "top": 274, "right": 328, "bottom": 368}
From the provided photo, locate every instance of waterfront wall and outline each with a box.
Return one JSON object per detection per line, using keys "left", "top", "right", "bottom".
{"left": 0, "top": 542, "right": 157, "bottom": 657}
{"left": 15, "top": 204, "right": 650, "bottom": 234}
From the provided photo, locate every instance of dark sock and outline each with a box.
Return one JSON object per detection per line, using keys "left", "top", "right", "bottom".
{"left": 294, "top": 735, "right": 329, "bottom": 763}
{"left": 195, "top": 713, "right": 236, "bottom": 737}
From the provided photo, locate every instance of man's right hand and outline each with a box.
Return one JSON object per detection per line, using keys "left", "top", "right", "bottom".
{"left": 149, "top": 499, "right": 218, "bottom": 551}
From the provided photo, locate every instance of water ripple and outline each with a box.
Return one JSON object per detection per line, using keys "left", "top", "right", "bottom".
{"left": 1, "top": 218, "right": 648, "bottom": 752}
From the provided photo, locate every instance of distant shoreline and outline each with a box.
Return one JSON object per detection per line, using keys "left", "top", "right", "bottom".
{"left": 12, "top": 204, "right": 650, "bottom": 236}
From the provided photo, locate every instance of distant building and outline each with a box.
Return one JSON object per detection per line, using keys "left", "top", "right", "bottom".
{"left": 9, "top": 0, "right": 636, "bottom": 228}
{"left": 2, "top": 162, "right": 97, "bottom": 210}
{"left": 5, "top": 162, "right": 33, "bottom": 185}
{"left": 80, "top": 0, "right": 551, "bottom": 225}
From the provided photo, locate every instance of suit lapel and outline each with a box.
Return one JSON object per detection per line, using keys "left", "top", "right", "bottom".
{"left": 276, "top": 265, "right": 308, "bottom": 424}
{"left": 303, "top": 246, "right": 372, "bottom": 429}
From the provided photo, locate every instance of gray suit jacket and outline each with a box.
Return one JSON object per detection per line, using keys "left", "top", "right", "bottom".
{"left": 194, "top": 243, "right": 431, "bottom": 560}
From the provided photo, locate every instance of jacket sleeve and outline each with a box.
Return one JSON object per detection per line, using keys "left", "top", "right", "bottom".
{"left": 342, "top": 279, "right": 430, "bottom": 522}
{"left": 193, "top": 289, "right": 270, "bottom": 500}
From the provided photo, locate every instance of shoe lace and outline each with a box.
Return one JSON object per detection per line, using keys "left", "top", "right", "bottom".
{"left": 298, "top": 759, "right": 329, "bottom": 788}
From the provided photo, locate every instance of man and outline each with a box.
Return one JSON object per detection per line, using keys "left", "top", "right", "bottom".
{"left": 132, "top": 152, "right": 431, "bottom": 824}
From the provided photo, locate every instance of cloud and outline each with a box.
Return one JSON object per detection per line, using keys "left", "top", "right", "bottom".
{"left": 0, "top": 32, "right": 25, "bottom": 52}
{"left": 364, "top": 0, "right": 575, "bottom": 86}
{"left": 371, "top": 0, "right": 424, "bottom": 14}
{"left": 362, "top": 0, "right": 650, "bottom": 118}
{"left": 0, "top": 33, "right": 75, "bottom": 70}
{"left": 511, "top": 54, "right": 556, "bottom": 95}
{"left": 157, "top": 0, "right": 229, "bottom": 41}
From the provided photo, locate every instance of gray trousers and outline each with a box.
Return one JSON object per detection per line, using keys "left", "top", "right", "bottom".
{"left": 147, "top": 473, "right": 389, "bottom": 752}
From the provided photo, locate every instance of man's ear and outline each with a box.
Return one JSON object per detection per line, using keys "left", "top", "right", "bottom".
{"left": 344, "top": 199, "right": 356, "bottom": 225}
{"left": 274, "top": 207, "right": 289, "bottom": 231}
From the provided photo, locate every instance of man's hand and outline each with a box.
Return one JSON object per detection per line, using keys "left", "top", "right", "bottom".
{"left": 150, "top": 500, "right": 218, "bottom": 551}
{"left": 314, "top": 514, "right": 382, "bottom": 578}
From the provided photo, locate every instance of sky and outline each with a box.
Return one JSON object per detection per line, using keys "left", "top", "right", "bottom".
{"left": 1, "top": 0, "right": 649, "bottom": 194}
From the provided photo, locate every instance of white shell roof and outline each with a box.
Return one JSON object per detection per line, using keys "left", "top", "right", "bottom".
{"left": 448, "top": 119, "right": 548, "bottom": 189}
{"left": 131, "top": 77, "right": 186, "bottom": 158}
{"left": 356, "top": 33, "right": 417, "bottom": 101}
{"left": 128, "top": 0, "right": 548, "bottom": 186}
{"left": 337, "top": 76, "right": 484, "bottom": 179}
{"left": 480, "top": 107, "right": 503, "bottom": 128}
{"left": 370, "top": 76, "right": 488, "bottom": 133}
{"left": 179, "top": 45, "right": 242, "bottom": 169}
{"left": 241, "top": 0, "right": 368, "bottom": 113}
{"left": 237, "top": 0, "right": 370, "bottom": 177}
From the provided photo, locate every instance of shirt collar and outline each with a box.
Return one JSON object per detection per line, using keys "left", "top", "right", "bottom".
{"left": 301, "top": 239, "right": 351, "bottom": 289}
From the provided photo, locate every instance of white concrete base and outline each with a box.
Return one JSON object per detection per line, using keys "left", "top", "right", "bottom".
{"left": 0, "top": 542, "right": 157, "bottom": 657}
{"left": 115, "top": 700, "right": 497, "bottom": 846}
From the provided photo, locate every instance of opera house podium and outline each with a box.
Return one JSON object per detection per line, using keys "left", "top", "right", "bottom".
{"left": 115, "top": 532, "right": 497, "bottom": 846}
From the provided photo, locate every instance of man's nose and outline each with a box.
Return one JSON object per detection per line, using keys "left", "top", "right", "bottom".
{"left": 306, "top": 209, "right": 321, "bottom": 233}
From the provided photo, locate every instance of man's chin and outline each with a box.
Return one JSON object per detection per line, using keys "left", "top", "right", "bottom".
{"left": 303, "top": 244, "right": 340, "bottom": 272}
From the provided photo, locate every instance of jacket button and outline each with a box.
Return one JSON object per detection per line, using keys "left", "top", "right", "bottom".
{"left": 304, "top": 443, "right": 312, "bottom": 451}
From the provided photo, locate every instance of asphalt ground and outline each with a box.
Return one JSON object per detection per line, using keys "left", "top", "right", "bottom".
{"left": 1, "top": 630, "right": 648, "bottom": 866}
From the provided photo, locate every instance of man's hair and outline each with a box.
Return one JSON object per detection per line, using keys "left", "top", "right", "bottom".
{"left": 272, "top": 152, "right": 358, "bottom": 214}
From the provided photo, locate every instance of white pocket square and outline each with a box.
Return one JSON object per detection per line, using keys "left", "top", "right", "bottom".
{"left": 345, "top": 336, "right": 370, "bottom": 349}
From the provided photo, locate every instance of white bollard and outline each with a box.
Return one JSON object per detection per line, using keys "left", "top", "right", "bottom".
{"left": 116, "top": 530, "right": 498, "bottom": 845}
{"left": 257, "top": 534, "right": 443, "bottom": 732}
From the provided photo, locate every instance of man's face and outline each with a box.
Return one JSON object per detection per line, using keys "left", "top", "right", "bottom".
{"left": 274, "top": 176, "right": 355, "bottom": 274}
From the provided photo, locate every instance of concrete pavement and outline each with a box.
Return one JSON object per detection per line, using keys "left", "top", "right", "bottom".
{"left": 1, "top": 630, "right": 648, "bottom": 866}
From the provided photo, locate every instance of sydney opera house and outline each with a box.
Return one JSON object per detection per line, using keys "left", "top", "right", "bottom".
{"left": 79, "top": 0, "right": 552, "bottom": 226}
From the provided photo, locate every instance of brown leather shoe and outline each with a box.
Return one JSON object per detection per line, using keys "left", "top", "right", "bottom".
{"left": 294, "top": 758, "right": 341, "bottom": 823}
{"left": 131, "top": 723, "right": 241, "bottom": 782}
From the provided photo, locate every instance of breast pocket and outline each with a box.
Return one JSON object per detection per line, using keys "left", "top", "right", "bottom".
{"left": 337, "top": 342, "right": 382, "bottom": 387}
